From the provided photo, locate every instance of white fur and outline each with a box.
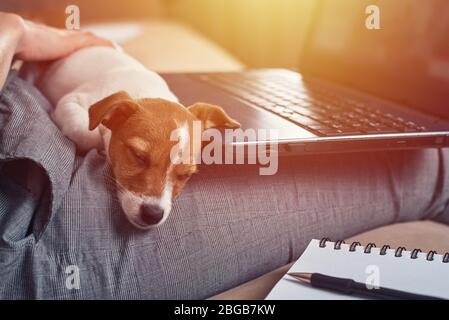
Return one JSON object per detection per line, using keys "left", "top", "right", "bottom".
{"left": 178, "top": 123, "right": 190, "bottom": 153}
{"left": 170, "top": 122, "right": 190, "bottom": 164}
{"left": 39, "top": 46, "right": 180, "bottom": 227}
{"left": 118, "top": 182, "right": 173, "bottom": 229}
{"left": 39, "top": 46, "right": 178, "bottom": 152}
{"left": 143, "top": 182, "right": 173, "bottom": 225}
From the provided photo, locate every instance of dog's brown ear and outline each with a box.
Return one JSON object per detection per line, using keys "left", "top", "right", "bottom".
{"left": 187, "top": 103, "right": 240, "bottom": 130}
{"left": 89, "top": 91, "right": 141, "bottom": 131}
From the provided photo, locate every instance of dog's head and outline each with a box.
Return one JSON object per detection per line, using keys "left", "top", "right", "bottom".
{"left": 89, "top": 91, "right": 240, "bottom": 229}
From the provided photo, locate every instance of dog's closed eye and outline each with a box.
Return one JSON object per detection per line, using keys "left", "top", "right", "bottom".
{"left": 128, "top": 147, "right": 149, "bottom": 166}
{"left": 126, "top": 137, "right": 150, "bottom": 166}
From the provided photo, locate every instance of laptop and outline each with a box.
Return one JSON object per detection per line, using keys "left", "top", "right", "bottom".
{"left": 162, "top": 0, "right": 449, "bottom": 155}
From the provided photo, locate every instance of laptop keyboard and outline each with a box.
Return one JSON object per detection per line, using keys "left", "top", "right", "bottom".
{"left": 195, "top": 71, "right": 426, "bottom": 137}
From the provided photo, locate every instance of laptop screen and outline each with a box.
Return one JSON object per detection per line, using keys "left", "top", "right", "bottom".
{"left": 299, "top": 0, "right": 449, "bottom": 120}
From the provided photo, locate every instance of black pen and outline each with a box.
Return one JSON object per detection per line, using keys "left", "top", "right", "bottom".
{"left": 287, "top": 272, "right": 443, "bottom": 300}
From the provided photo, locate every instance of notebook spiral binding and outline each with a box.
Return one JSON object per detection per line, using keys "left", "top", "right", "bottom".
{"left": 319, "top": 237, "right": 449, "bottom": 263}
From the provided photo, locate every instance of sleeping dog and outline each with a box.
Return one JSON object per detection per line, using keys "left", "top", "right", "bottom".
{"left": 37, "top": 46, "right": 240, "bottom": 229}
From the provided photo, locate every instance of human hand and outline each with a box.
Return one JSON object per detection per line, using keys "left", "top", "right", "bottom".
{"left": 0, "top": 12, "right": 116, "bottom": 90}
{"left": 5, "top": 13, "right": 116, "bottom": 61}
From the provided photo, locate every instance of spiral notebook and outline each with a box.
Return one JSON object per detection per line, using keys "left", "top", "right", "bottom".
{"left": 266, "top": 239, "right": 449, "bottom": 300}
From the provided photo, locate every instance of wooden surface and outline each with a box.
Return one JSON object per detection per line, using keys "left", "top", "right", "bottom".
{"left": 121, "top": 20, "right": 244, "bottom": 73}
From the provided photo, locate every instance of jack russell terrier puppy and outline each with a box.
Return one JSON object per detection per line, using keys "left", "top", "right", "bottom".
{"left": 37, "top": 46, "right": 240, "bottom": 229}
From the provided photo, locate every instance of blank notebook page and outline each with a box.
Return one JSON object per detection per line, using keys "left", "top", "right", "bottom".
{"left": 266, "top": 239, "right": 449, "bottom": 300}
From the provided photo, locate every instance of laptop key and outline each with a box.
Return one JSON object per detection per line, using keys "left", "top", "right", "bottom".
{"left": 288, "top": 113, "right": 323, "bottom": 126}
{"left": 259, "top": 102, "right": 277, "bottom": 110}
{"left": 331, "top": 123, "right": 346, "bottom": 129}
{"left": 285, "top": 105, "right": 312, "bottom": 115}
{"left": 318, "top": 129, "right": 364, "bottom": 136}
{"left": 273, "top": 106, "right": 287, "bottom": 113}
{"left": 306, "top": 124, "right": 333, "bottom": 130}
{"left": 198, "top": 73, "right": 429, "bottom": 135}
{"left": 364, "top": 127, "right": 400, "bottom": 134}
{"left": 349, "top": 123, "right": 364, "bottom": 129}
{"left": 401, "top": 127, "right": 420, "bottom": 132}
{"left": 280, "top": 111, "right": 294, "bottom": 118}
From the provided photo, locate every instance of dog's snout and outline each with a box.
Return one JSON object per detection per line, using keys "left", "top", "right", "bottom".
{"left": 140, "top": 203, "right": 164, "bottom": 225}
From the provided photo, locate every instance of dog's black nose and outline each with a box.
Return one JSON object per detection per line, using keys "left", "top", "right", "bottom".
{"left": 141, "top": 203, "right": 164, "bottom": 225}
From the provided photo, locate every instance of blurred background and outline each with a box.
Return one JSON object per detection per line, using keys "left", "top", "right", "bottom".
{"left": 0, "top": 0, "right": 318, "bottom": 68}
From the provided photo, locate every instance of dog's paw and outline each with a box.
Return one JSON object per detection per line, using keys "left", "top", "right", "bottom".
{"left": 52, "top": 100, "right": 103, "bottom": 152}
{"left": 62, "top": 125, "right": 102, "bottom": 152}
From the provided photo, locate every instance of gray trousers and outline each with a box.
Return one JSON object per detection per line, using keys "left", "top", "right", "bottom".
{"left": 1, "top": 71, "right": 448, "bottom": 299}
{"left": 184, "top": 149, "right": 449, "bottom": 295}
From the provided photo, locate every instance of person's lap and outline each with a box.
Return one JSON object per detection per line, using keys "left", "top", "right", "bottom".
{"left": 1, "top": 71, "right": 448, "bottom": 299}
{"left": 184, "top": 148, "right": 449, "bottom": 295}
